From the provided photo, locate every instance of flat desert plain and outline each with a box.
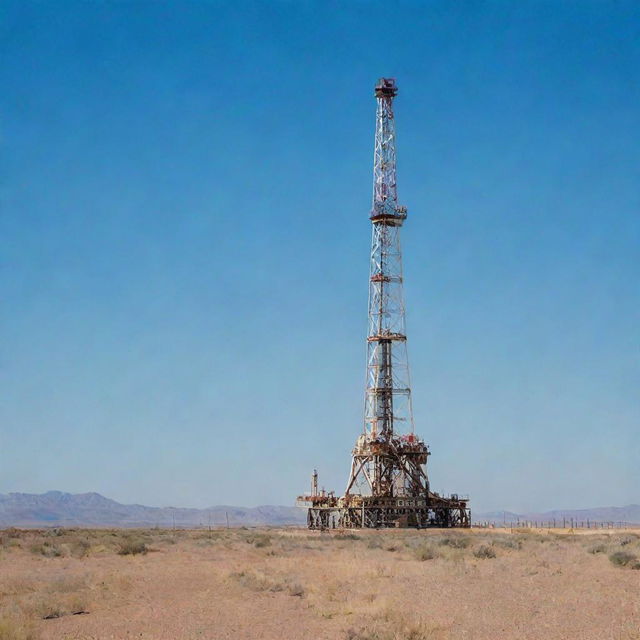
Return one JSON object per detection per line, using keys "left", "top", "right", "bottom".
{"left": 0, "top": 527, "right": 639, "bottom": 640}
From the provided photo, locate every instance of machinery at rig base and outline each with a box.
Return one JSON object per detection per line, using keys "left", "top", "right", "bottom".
{"left": 297, "top": 78, "right": 470, "bottom": 529}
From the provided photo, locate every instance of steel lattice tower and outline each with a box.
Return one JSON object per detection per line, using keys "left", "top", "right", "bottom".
{"left": 367, "top": 77, "right": 412, "bottom": 442}
{"left": 344, "top": 78, "right": 426, "bottom": 500}
{"left": 298, "top": 78, "right": 470, "bottom": 529}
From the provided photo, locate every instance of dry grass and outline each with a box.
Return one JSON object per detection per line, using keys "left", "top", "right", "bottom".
{"left": 472, "top": 544, "right": 496, "bottom": 559}
{"left": 0, "top": 614, "right": 39, "bottom": 640}
{"left": 27, "top": 593, "right": 89, "bottom": 620}
{"left": 608, "top": 550, "right": 639, "bottom": 568}
{"left": 228, "top": 568, "right": 305, "bottom": 597}
{"left": 346, "top": 607, "right": 449, "bottom": 639}
{"left": 0, "top": 526, "right": 639, "bottom": 639}
{"left": 117, "top": 538, "right": 148, "bottom": 556}
{"left": 414, "top": 544, "right": 438, "bottom": 561}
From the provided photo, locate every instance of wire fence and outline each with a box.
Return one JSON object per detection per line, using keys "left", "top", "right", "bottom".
{"left": 474, "top": 519, "right": 640, "bottom": 530}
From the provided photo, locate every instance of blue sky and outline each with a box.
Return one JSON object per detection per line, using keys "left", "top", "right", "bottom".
{"left": 1, "top": 1, "right": 638, "bottom": 513}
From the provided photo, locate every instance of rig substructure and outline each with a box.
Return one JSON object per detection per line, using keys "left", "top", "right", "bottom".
{"left": 297, "top": 78, "right": 470, "bottom": 529}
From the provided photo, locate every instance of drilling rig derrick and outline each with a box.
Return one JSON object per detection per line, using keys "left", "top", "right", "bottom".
{"left": 297, "top": 78, "right": 470, "bottom": 529}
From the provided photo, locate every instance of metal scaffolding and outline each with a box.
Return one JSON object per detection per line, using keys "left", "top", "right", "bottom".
{"left": 298, "top": 78, "right": 469, "bottom": 529}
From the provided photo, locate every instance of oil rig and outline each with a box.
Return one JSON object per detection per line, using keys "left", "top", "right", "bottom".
{"left": 297, "top": 78, "right": 470, "bottom": 529}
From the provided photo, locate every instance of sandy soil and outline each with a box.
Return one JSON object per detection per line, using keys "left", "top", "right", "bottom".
{"left": 0, "top": 527, "right": 639, "bottom": 639}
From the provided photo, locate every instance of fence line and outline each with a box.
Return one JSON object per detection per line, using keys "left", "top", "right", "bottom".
{"left": 473, "top": 520, "right": 640, "bottom": 530}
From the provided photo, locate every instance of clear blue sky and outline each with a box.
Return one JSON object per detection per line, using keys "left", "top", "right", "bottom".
{"left": 1, "top": 1, "right": 638, "bottom": 513}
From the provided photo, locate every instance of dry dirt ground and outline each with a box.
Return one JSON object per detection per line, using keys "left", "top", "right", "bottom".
{"left": 0, "top": 527, "right": 639, "bottom": 640}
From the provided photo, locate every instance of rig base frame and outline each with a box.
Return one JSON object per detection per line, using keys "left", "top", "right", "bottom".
{"left": 303, "top": 496, "right": 470, "bottom": 530}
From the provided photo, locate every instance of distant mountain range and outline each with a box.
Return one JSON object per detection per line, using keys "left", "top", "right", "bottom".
{"left": 475, "top": 505, "right": 640, "bottom": 525}
{"left": 0, "top": 491, "right": 638, "bottom": 527}
{"left": 0, "top": 491, "right": 306, "bottom": 528}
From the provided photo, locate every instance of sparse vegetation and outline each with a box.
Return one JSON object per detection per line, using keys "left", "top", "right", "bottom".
{"left": 1, "top": 526, "right": 639, "bottom": 638}
{"left": 70, "top": 537, "right": 91, "bottom": 558}
{"left": 246, "top": 533, "right": 272, "bottom": 548}
{"left": 117, "top": 538, "right": 148, "bottom": 555}
{"left": 335, "top": 533, "right": 361, "bottom": 541}
{"left": 228, "top": 569, "right": 303, "bottom": 596}
{"left": 414, "top": 544, "right": 437, "bottom": 561}
{"left": 28, "top": 543, "right": 63, "bottom": 558}
{"left": 491, "top": 536, "right": 522, "bottom": 550}
{"left": 0, "top": 615, "right": 39, "bottom": 640}
{"left": 473, "top": 545, "right": 497, "bottom": 559}
{"left": 346, "top": 608, "right": 448, "bottom": 640}
{"left": 0, "top": 533, "right": 22, "bottom": 552}
{"left": 609, "top": 550, "right": 638, "bottom": 567}
{"left": 29, "top": 593, "right": 89, "bottom": 620}
{"left": 588, "top": 543, "right": 607, "bottom": 554}
{"left": 438, "top": 536, "right": 470, "bottom": 549}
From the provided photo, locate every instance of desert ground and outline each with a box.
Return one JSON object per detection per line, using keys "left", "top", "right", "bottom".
{"left": 0, "top": 527, "right": 639, "bottom": 640}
